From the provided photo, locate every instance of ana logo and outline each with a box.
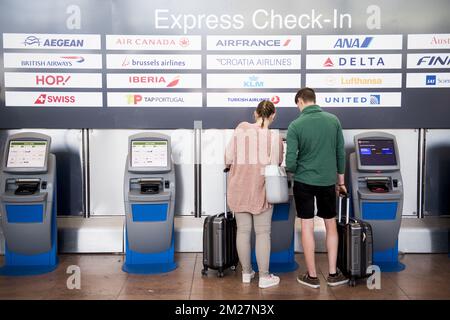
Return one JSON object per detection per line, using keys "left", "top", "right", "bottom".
{"left": 370, "top": 95, "right": 380, "bottom": 105}
{"left": 271, "top": 96, "right": 280, "bottom": 104}
{"left": 417, "top": 55, "right": 450, "bottom": 66}
{"left": 24, "top": 36, "right": 41, "bottom": 46}
{"left": 244, "top": 76, "right": 264, "bottom": 88}
{"left": 426, "top": 75, "right": 437, "bottom": 85}
{"left": 166, "top": 76, "right": 180, "bottom": 88}
{"left": 127, "top": 94, "right": 142, "bottom": 104}
{"left": 323, "top": 57, "right": 334, "bottom": 67}
{"left": 60, "top": 56, "right": 85, "bottom": 63}
{"left": 34, "top": 94, "right": 75, "bottom": 104}
{"left": 179, "top": 38, "right": 190, "bottom": 47}
{"left": 334, "top": 37, "right": 373, "bottom": 49}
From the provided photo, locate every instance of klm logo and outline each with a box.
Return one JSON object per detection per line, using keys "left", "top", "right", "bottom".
{"left": 244, "top": 76, "right": 264, "bottom": 88}
{"left": 334, "top": 37, "right": 373, "bottom": 49}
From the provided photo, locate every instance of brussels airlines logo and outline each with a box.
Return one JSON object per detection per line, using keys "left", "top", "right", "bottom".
{"left": 23, "top": 35, "right": 84, "bottom": 47}
{"left": 417, "top": 55, "right": 450, "bottom": 66}
{"left": 34, "top": 94, "right": 75, "bottom": 104}
{"left": 334, "top": 37, "right": 373, "bottom": 49}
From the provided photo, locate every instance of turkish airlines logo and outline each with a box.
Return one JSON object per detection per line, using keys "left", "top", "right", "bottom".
{"left": 34, "top": 94, "right": 75, "bottom": 104}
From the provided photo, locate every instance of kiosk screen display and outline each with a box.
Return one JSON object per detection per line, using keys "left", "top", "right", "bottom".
{"left": 6, "top": 141, "right": 47, "bottom": 168}
{"left": 358, "top": 139, "right": 397, "bottom": 166}
{"left": 131, "top": 140, "right": 168, "bottom": 168}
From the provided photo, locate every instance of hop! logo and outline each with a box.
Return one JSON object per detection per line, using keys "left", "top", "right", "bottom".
{"left": 179, "top": 37, "right": 190, "bottom": 47}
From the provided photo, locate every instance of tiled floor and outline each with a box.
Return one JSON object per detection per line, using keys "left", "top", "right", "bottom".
{"left": 0, "top": 253, "right": 449, "bottom": 300}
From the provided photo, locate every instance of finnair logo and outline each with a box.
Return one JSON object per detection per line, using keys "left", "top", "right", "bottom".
{"left": 334, "top": 37, "right": 373, "bottom": 49}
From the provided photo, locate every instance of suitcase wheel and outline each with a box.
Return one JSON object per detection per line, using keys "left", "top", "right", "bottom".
{"left": 217, "top": 269, "right": 224, "bottom": 278}
{"left": 348, "top": 278, "right": 357, "bottom": 287}
{"left": 201, "top": 266, "right": 208, "bottom": 276}
{"left": 230, "top": 265, "right": 236, "bottom": 271}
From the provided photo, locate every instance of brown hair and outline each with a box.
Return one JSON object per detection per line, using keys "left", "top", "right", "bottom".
{"left": 295, "top": 87, "right": 316, "bottom": 104}
{"left": 255, "top": 100, "right": 276, "bottom": 128}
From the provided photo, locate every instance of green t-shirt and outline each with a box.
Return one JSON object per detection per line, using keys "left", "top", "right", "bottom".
{"left": 286, "top": 105, "right": 345, "bottom": 186}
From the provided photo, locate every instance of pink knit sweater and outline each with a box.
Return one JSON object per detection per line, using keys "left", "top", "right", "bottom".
{"left": 225, "top": 122, "right": 284, "bottom": 214}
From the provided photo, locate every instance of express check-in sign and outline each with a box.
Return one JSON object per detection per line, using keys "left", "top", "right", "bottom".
{"left": 0, "top": 0, "right": 450, "bottom": 129}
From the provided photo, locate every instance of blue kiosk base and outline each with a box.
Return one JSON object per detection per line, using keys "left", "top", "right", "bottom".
{"left": 123, "top": 236, "right": 177, "bottom": 275}
{"left": 251, "top": 241, "right": 299, "bottom": 273}
{"left": 373, "top": 244, "right": 405, "bottom": 272}
{"left": 0, "top": 249, "right": 59, "bottom": 276}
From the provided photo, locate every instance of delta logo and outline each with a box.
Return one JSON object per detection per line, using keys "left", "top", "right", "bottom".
{"left": 128, "top": 75, "right": 181, "bottom": 87}
{"left": 323, "top": 56, "right": 385, "bottom": 67}
{"left": 323, "top": 58, "right": 334, "bottom": 67}
{"left": 215, "top": 38, "right": 292, "bottom": 48}
{"left": 34, "top": 94, "right": 75, "bottom": 104}
{"left": 23, "top": 35, "right": 84, "bottom": 48}
{"left": 333, "top": 36, "right": 373, "bottom": 49}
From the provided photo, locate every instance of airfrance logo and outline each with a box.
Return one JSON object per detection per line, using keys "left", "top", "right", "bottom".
{"left": 215, "top": 39, "right": 292, "bottom": 48}
{"left": 334, "top": 37, "right": 373, "bottom": 49}
{"left": 417, "top": 55, "right": 450, "bottom": 66}
{"left": 426, "top": 75, "right": 437, "bottom": 85}
{"left": 23, "top": 35, "right": 84, "bottom": 48}
{"left": 243, "top": 76, "right": 264, "bottom": 88}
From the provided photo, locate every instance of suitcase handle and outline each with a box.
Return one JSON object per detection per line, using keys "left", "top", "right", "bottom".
{"left": 221, "top": 167, "right": 234, "bottom": 218}
{"left": 338, "top": 193, "right": 350, "bottom": 224}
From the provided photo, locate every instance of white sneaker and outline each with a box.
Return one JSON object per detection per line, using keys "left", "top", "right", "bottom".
{"left": 242, "top": 270, "right": 256, "bottom": 283}
{"left": 258, "top": 274, "right": 280, "bottom": 289}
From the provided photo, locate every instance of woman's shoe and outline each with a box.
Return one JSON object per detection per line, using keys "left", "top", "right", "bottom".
{"left": 242, "top": 270, "right": 256, "bottom": 283}
{"left": 258, "top": 274, "right": 280, "bottom": 288}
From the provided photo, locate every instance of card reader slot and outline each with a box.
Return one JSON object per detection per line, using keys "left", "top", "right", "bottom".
{"left": 14, "top": 180, "right": 40, "bottom": 196}
{"left": 366, "top": 178, "right": 390, "bottom": 193}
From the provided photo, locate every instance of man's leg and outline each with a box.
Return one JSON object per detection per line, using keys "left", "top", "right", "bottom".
{"left": 323, "top": 218, "right": 338, "bottom": 275}
{"left": 301, "top": 218, "right": 317, "bottom": 277}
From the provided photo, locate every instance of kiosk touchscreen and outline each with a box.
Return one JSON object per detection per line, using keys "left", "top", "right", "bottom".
{"left": 350, "top": 132, "right": 405, "bottom": 272}
{"left": 0, "top": 133, "right": 58, "bottom": 276}
{"left": 123, "top": 133, "right": 177, "bottom": 274}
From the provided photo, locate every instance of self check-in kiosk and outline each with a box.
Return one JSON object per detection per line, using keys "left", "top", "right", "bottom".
{"left": 0, "top": 133, "right": 58, "bottom": 276}
{"left": 350, "top": 132, "right": 405, "bottom": 272}
{"left": 123, "top": 133, "right": 177, "bottom": 274}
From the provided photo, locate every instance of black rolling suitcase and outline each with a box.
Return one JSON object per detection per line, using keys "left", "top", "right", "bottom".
{"left": 337, "top": 194, "right": 373, "bottom": 286}
{"left": 201, "top": 168, "right": 239, "bottom": 277}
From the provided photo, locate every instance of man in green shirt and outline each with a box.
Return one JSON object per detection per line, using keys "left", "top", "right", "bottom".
{"left": 286, "top": 87, "right": 348, "bottom": 288}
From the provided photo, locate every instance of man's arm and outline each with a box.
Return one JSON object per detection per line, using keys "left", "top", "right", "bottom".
{"left": 336, "top": 120, "right": 346, "bottom": 193}
{"left": 285, "top": 124, "right": 298, "bottom": 173}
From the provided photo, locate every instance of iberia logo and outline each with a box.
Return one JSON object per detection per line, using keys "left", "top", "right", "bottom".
{"left": 166, "top": 76, "right": 180, "bottom": 88}
{"left": 271, "top": 96, "right": 280, "bottom": 104}
{"left": 323, "top": 57, "right": 334, "bottom": 67}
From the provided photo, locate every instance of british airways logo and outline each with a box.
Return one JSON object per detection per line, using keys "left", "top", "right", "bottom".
{"left": 334, "top": 37, "right": 373, "bottom": 49}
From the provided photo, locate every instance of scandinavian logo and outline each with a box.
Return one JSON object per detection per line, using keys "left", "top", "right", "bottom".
{"left": 426, "top": 75, "right": 437, "bottom": 85}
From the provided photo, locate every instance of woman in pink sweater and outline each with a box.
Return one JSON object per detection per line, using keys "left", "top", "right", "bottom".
{"left": 225, "top": 100, "right": 284, "bottom": 289}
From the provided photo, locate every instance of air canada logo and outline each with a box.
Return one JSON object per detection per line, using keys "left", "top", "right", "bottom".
{"left": 179, "top": 38, "right": 190, "bottom": 47}
{"left": 323, "top": 57, "right": 334, "bottom": 67}
{"left": 24, "top": 36, "right": 40, "bottom": 46}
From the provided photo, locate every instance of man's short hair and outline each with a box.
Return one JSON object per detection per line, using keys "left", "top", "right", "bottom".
{"left": 295, "top": 87, "right": 316, "bottom": 104}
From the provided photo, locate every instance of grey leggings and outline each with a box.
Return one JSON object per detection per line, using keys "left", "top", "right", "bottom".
{"left": 235, "top": 208, "right": 273, "bottom": 277}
